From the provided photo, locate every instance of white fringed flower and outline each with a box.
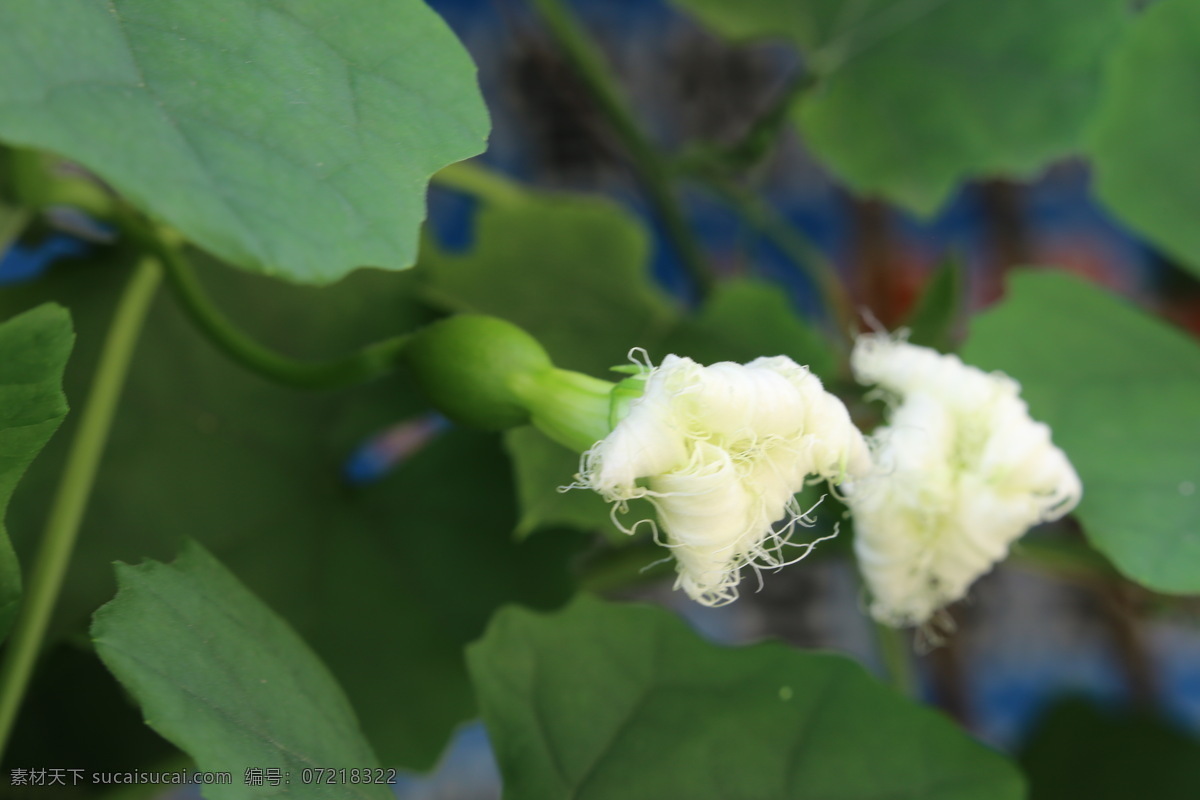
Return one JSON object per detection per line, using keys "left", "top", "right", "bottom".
{"left": 579, "top": 353, "right": 871, "bottom": 606}
{"left": 844, "top": 334, "right": 1082, "bottom": 628}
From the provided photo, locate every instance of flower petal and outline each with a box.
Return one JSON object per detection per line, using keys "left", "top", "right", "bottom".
{"left": 846, "top": 335, "right": 1082, "bottom": 627}
{"left": 581, "top": 352, "right": 871, "bottom": 606}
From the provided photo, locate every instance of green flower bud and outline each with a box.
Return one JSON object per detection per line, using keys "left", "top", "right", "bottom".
{"left": 403, "top": 314, "right": 554, "bottom": 430}
{"left": 402, "top": 314, "right": 625, "bottom": 452}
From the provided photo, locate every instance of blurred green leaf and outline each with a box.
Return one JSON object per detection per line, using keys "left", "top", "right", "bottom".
{"left": 93, "top": 541, "right": 390, "bottom": 799}
{"left": 418, "top": 191, "right": 678, "bottom": 378}
{"left": 1019, "top": 697, "right": 1200, "bottom": 800}
{"left": 0, "top": 0, "right": 488, "bottom": 283}
{"left": 904, "top": 256, "right": 964, "bottom": 353}
{"left": 505, "top": 427, "right": 614, "bottom": 541}
{"left": 672, "top": 0, "right": 1126, "bottom": 215}
{"left": 503, "top": 425, "right": 656, "bottom": 547}
{"left": 663, "top": 278, "right": 837, "bottom": 379}
{"left": 2, "top": 256, "right": 581, "bottom": 769}
{"left": 468, "top": 595, "right": 1025, "bottom": 800}
{"left": 1088, "top": 0, "right": 1200, "bottom": 279}
{"left": 0, "top": 303, "right": 72, "bottom": 640}
{"left": 963, "top": 270, "right": 1200, "bottom": 593}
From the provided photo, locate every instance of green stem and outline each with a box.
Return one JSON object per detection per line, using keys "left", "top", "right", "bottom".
{"left": 433, "top": 161, "right": 527, "bottom": 207}
{"left": 137, "top": 226, "right": 408, "bottom": 390}
{"left": 6, "top": 148, "right": 114, "bottom": 219}
{"left": 529, "top": 0, "right": 714, "bottom": 299}
{"left": 701, "top": 176, "right": 855, "bottom": 339}
{"left": 873, "top": 620, "right": 917, "bottom": 698}
{"left": 677, "top": 73, "right": 816, "bottom": 174}
{"left": 515, "top": 368, "right": 616, "bottom": 453}
{"left": 727, "top": 73, "right": 816, "bottom": 167}
{"left": 0, "top": 256, "right": 162, "bottom": 758}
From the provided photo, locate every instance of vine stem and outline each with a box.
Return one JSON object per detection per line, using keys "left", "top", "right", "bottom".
{"left": 136, "top": 225, "right": 409, "bottom": 390}
{"left": 0, "top": 256, "right": 162, "bottom": 758}
{"left": 433, "top": 161, "right": 527, "bottom": 207}
{"left": 529, "top": 0, "right": 714, "bottom": 300}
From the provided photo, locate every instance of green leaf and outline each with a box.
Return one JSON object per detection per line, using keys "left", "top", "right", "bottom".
{"left": 468, "top": 595, "right": 1024, "bottom": 800}
{"left": 672, "top": 0, "right": 1127, "bottom": 215}
{"left": 418, "top": 191, "right": 678, "bottom": 378}
{"left": 0, "top": 0, "right": 489, "bottom": 283}
{"left": 2, "top": 255, "right": 581, "bottom": 769}
{"left": 503, "top": 425, "right": 653, "bottom": 546}
{"left": 92, "top": 541, "right": 390, "bottom": 799}
{"left": 505, "top": 427, "right": 614, "bottom": 540}
{"left": 963, "top": 270, "right": 1200, "bottom": 593}
{"left": 1019, "top": 697, "right": 1200, "bottom": 800}
{"left": 0, "top": 303, "right": 72, "bottom": 639}
{"left": 1088, "top": 0, "right": 1200, "bottom": 280}
{"left": 662, "top": 278, "right": 837, "bottom": 379}
{"left": 904, "top": 256, "right": 964, "bottom": 353}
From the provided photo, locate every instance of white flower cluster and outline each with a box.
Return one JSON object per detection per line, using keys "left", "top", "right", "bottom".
{"left": 579, "top": 353, "right": 870, "bottom": 606}
{"left": 843, "top": 334, "right": 1082, "bottom": 627}
{"left": 574, "top": 335, "right": 1081, "bottom": 626}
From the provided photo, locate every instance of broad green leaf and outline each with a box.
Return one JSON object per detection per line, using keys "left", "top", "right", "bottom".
{"left": 1019, "top": 698, "right": 1200, "bottom": 800}
{"left": 0, "top": 303, "right": 72, "bottom": 639}
{"left": 418, "top": 191, "right": 678, "bottom": 378}
{"left": 963, "top": 270, "right": 1200, "bottom": 592}
{"left": 904, "top": 256, "right": 964, "bottom": 353}
{"left": 1088, "top": 0, "right": 1200, "bottom": 279}
{"left": 662, "top": 278, "right": 837, "bottom": 379}
{"left": 2, "top": 255, "right": 581, "bottom": 769}
{"left": 468, "top": 595, "right": 1024, "bottom": 800}
{"left": 672, "top": 0, "right": 1126, "bottom": 215}
{"left": 93, "top": 541, "right": 390, "bottom": 800}
{"left": 0, "top": 1, "right": 489, "bottom": 283}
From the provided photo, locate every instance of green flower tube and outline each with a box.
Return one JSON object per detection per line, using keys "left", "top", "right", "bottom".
{"left": 402, "top": 314, "right": 619, "bottom": 451}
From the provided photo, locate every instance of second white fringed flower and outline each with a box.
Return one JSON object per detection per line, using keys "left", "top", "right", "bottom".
{"left": 844, "top": 334, "right": 1082, "bottom": 628}
{"left": 579, "top": 353, "right": 871, "bottom": 607}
